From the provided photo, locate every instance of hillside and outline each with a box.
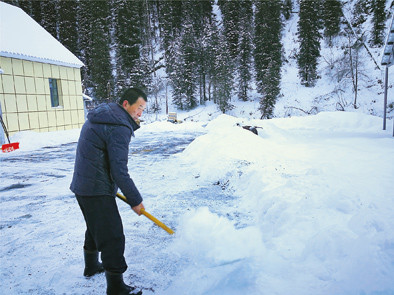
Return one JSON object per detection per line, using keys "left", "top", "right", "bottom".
{"left": 145, "top": 1, "right": 393, "bottom": 124}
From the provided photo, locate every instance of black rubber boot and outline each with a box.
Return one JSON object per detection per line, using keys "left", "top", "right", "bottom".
{"left": 83, "top": 249, "right": 104, "bottom": 277}
{"left": 105, "top": 271, "right": 142, "bottom": 295}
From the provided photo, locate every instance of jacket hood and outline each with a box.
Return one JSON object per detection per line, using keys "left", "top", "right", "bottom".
{"left": 87, "top": 102, "right": 140, "bottom": 132}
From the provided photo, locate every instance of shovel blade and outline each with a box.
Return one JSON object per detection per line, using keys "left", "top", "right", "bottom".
{"left": 1, "top": 142, "right": 19, "bottom": 153}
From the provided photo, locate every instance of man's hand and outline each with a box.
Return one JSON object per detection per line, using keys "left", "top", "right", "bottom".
{"left": 132, "top": 202, "right": 145, "bottom": 216}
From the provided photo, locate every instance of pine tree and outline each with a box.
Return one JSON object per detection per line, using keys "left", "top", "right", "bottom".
{"left": 322, "top": 0, "right": 342, "bottom": 46}
{"left": 157, "top": 0, "right": 183, "bottom": 108}
{"left": 31, "top": 1, "right": 42, "bottom": 28}
{"left": 157, "top": 0, "right": 183, "bottom": 77}
{"left": 370, "top": 0, "right": 386, "bottom": 47}
{"left": 40, "top": 1, "right": 58, "bottom": 39}
{"left": 113, "top": 0, "right": 143, "bottom": 93}
{"left": 218, "top": 0, "right": 253, "bottom": 102}
{"left": 140, "top": 0, "right": 161, "bottom": 83}
{"left": 158, "top": 0, "right": 214, "bottom": 110}
{"left": 157, "top": 0, "right": 183, "bottom": 109}
{"left": 198, "top": 15, "right": 215, "bottom": 103}
{"left": 254, "top": 1, "right": 282, "bottom": 119}
{"left": 78, "top": 0, "right": 114, "bottom": 101}
{"left": 5, "top": 0, "right": 31, "bottom": 15}
{"left": 58, "top": 1, "right": 79, "bottom": 57}
{"left": 237, "top": 0, "right": 253, "bottom": 102}
{"left": 297, "top": 0, "right": 322, "bottom": 87}
{"left": 191, "top": 0, "right": 214, "bottom": 104}
{"left": 1, "top": 0, "right": 19, "bottom": 7}
{"left": 78, "top": 0, "right": 92, "bottom": 93}
{"left": 352, "top": 0, "right": 369, "bottom": 28}
{"left": 169, "top": 1, "right": 199, "bottom": 110}
{"left": 211, "top": 25, "right": 234, "bottom": 114}
{"left": 167, "top": 37, "right": 184, "bottom": 109}
{"left": 179, "top": 19, "right": 198, "bottom": 109}
{"left": 282, "top": 0, "right": 293, "bottom": 20}
{"left": 204, "top": 16, "right": 220, "bottom": 103}
{"left": 218, "top": 0, "right": 241, "bottom": 60}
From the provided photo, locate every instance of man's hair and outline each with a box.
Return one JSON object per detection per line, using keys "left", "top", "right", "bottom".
{"left": 119, "top": 88, "right": 147, "bottom": 105}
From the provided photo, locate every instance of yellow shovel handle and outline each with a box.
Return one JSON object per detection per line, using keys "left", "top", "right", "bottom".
{"left": 140, "top": 209, "right": 175, "bottom": 235}
{"left": 116, "top": 193, "right": 174, "bottom": 235}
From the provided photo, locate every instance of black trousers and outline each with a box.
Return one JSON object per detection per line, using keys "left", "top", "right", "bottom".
{"left": 76, "top": 194, "right": 127, "bottom": 273}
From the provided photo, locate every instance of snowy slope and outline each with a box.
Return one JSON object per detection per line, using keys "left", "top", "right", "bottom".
{"left": 143, "top": 2, "right": 393, "bottom": 123}
{"left": 169, "top": 113, "right": 394, "bottom": 294}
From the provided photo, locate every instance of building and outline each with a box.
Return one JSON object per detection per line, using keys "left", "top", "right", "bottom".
{"left": 0, "top": 2, "right": 85, "bottom": 144}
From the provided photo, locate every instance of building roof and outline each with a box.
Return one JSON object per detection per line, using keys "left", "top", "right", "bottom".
{"left": 0, "top": 2, "right": 83, "bottom": 68}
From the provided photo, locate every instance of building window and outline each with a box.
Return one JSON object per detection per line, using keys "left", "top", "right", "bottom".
{"left": 49, "top": 78, "right": 61, "bottom": 107}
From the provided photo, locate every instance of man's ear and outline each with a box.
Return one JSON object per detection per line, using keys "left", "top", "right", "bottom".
{"left": 122, "top": 100, "right": 128, "bottom": 108}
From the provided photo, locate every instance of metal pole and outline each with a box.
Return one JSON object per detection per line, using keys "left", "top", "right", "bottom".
{"left": 383, "top": 66, "right": 388, "bottom": 130}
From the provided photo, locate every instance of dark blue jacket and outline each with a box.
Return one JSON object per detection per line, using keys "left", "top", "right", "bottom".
{"left": 70, "top": 103, "right": 142, "bottom": 207}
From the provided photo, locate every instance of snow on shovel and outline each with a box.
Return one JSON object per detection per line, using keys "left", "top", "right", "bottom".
{"left": 116, "top": 193, "right": 175, "bottom": 235}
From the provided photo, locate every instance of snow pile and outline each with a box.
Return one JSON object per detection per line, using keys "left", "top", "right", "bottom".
{"left": 163, "top": 207, "right": 265, "bottom": 295}
{"left": 172, "top": 207, "right": 263, "bottom": 264}
{"left": 169, "top": 112, "right": 394, "bottom": 295}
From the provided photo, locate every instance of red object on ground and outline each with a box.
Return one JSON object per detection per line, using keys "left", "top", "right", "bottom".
{"left": 1, "top": 142, "right": 20, "bottom": 153}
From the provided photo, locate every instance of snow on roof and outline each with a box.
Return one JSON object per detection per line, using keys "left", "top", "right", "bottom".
{"left": 0, "top": 2, "right": 84, "bottom": 68}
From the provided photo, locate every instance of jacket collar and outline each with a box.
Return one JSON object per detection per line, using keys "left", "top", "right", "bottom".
{"left": 116, "top": 103, "right": 140, "bottom": 134}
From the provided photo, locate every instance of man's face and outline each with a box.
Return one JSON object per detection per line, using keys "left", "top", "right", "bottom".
{"left": 122, "top": 97, "right": 147, "bottom": 121}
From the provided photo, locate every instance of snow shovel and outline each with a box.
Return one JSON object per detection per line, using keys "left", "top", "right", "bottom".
{"left": 116, "top": 193, "right": 175, "bottom": 235}
{"left": 0, "top": 115, "right": 19, "bottom": 153}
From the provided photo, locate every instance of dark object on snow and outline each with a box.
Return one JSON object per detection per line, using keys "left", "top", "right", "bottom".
{"left": 236, "top": 123, "right": 260, "bottom": 135}
{"left": 83, "top": 248, "right": 104, "bottom": 277}
{"left": 242, "top": 125, "right": 258, "bottom": 135}
{"left": 105, "top": 271, "right": 142, "bottom": 295}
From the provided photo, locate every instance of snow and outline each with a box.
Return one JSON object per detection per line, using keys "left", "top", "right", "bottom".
{"left": 1, "top": 111, "right": 394, "bottom": 295}
{"left": 9, "top": 129, "right": 81, "bottom": 152}
{"left": 0, "top": 2, "right": 83, "bottom": 68}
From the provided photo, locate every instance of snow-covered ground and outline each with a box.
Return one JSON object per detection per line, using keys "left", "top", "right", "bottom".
{"left": 1, "top": 111, "right": 393, "bottom": 295}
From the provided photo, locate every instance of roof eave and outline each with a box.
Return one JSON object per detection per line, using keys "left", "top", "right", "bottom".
{"left": 0, "top": 51, "right": 84, "bottom": 69}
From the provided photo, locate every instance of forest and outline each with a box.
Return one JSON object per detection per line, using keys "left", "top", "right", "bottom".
{"left": 3, "top": 0, "right": 390, "bottom": 119}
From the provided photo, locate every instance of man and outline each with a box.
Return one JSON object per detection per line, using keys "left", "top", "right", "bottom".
{"left": 70, "top": 88, "right": 147, "bottom": 295}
